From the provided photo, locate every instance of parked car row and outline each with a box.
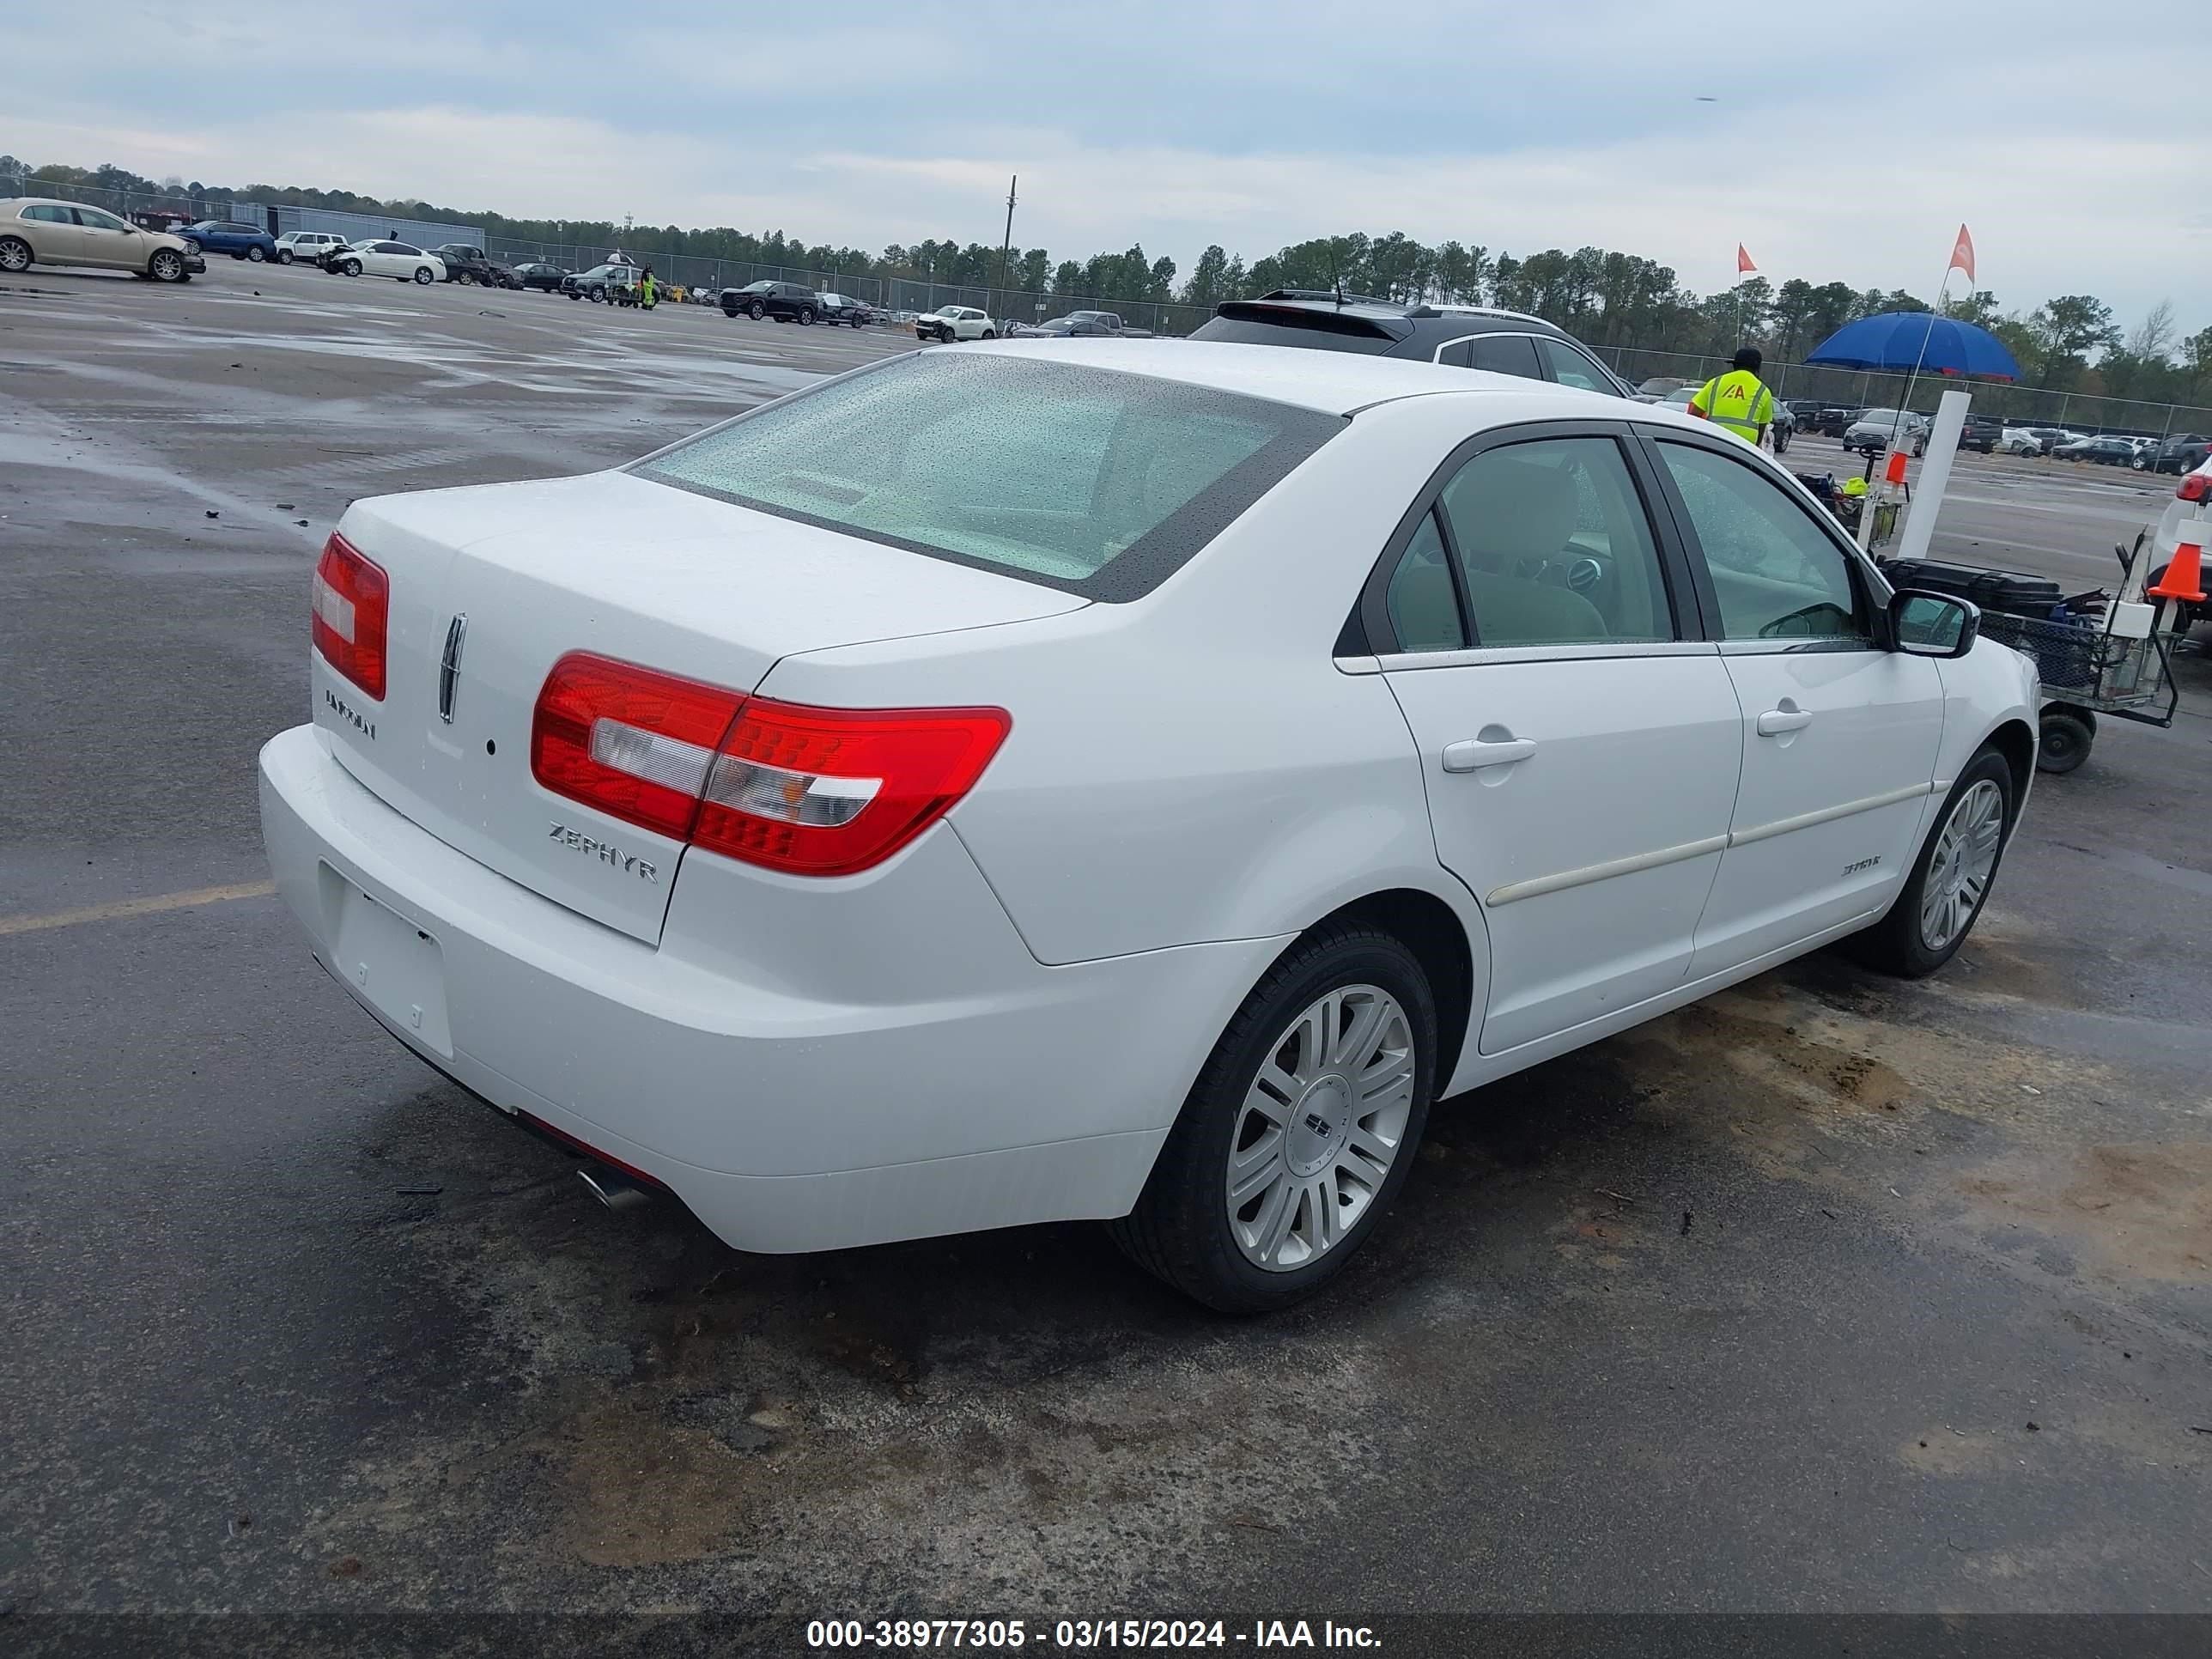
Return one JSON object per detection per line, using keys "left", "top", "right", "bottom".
{"left": 715, "top": 279, "right": 884, "bottom": 326}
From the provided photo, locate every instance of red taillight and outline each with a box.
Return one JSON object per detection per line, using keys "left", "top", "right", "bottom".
{"left": 695, "top": 698, "right": 1012, "bottom": 876}
{"left": 312, "top": 533, "right": 389, "bottom": 700}
{"left": 530, "top": 652, "right": 1009, "bottom": 878}
{"left": 531, "top": 653, "right": 744, "bottom": 840}
{"left": 2179, "top": 472, "right": 2210, "bottom": 503}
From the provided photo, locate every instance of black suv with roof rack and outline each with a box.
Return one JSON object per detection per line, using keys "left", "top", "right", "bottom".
{"left": 1191, "top": 290, "right": 1632, "bottom": 398}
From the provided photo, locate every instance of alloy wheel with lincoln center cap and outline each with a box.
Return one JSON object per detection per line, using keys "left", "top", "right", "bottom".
{"left": 1228, "top": 984, "right": 1415, "bottom": 1271}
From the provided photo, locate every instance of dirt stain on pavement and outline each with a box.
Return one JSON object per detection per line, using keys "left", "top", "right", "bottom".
{"left": 306, "top": 1177, "right": 1388, "bottom": 1590}
{"left": 1956, "top": 1142, "right": 2212, "bottom": 1283}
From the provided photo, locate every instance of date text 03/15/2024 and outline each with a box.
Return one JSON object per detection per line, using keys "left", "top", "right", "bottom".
{"left": 805, "top": 1619, "right": 1382, "bottom": 1650}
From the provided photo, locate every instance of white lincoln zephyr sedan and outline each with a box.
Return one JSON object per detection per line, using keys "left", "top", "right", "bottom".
{"left": 260, "top": 342, "right": 2037, "bottom": 1310}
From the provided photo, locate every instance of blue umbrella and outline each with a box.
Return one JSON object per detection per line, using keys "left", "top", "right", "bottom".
{"left": 1805, "top": 311, "right": 2022, "bottom": 380}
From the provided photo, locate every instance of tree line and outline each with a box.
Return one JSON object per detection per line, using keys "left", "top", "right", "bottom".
{"left": 14, "top": 156, "right": 2210, "bottom": 404}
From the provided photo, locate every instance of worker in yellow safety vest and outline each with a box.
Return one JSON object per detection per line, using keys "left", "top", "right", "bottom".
{"left": 1690, "top": 347, "right": 1776, "bottom": 447}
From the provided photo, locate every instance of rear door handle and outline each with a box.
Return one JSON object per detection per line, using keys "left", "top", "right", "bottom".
{"left": 1756, "top": 708, "right": 1814, "bottom": 736}
{"left": 1442, "top": 737, "right": 1537, "bottom": 772}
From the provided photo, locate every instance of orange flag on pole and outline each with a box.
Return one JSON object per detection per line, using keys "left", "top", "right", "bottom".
{"left": 1736, "top": 244, "right": 1757, "bottom": 275}
{"left": 1948, "top": 224, "right": 1975, "bottom": 285}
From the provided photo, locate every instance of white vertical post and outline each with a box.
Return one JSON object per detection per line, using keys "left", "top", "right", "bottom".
{"left": 1892, "top": 387, "right": 1972, "bottom": 567}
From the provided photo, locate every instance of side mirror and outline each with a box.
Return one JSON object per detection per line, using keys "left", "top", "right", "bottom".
{"left": 1889, "top": 588, "right": 1978, "bottom": 659}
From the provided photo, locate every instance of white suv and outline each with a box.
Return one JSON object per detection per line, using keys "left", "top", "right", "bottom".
{"left": 276, "top": 231, "right": 349, "bottom": 266}
{"left": 917, "top": 306, "right": 995, "bottom": 343}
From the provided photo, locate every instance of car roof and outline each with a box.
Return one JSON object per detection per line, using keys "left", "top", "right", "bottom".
{"left": 952, "top": 337, "right": 1656, "bottom": 417}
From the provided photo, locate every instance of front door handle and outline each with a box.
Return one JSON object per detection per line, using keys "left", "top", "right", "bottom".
{"left": 1756, "top": 706, "right": 1814, "bottom": 737}
{"left": 1442, "top": 737, "right": 1537, "bottom": 772}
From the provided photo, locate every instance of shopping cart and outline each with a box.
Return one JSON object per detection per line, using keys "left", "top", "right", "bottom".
{"left": 1881, "top": 538, "right": 2180, "bottom": 775}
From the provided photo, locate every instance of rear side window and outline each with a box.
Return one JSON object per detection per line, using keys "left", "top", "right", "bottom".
{"left": 1442, "top": 334, "right": 1543, "bottom": 380}
{"left": 1434, "top": 437, "right": 1674, "bottom": 647}
{"left": 634, "top": 354, "right": 1343, "bottom": 601}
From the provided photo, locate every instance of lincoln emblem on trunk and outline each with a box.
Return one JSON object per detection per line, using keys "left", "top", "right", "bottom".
{"left": 437, "top": 613, "right": 468, "bottom": 724}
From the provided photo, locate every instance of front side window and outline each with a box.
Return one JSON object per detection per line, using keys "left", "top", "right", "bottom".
{"left": 76, "top": 207, "right": 127, "bottom": 232}
{"left": 1654, "top": 441, "right": 1869, "bottom": 643}
{"left": 1431, "top": 436, "right": 1674, "bottom": 647}
{"left": 634, "top": 354, "right": 1341, "bottom": 600}
{"left": 1533, "top": 337, "right": 1613, "bottom": 394}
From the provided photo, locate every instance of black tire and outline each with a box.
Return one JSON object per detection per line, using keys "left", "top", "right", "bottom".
{"left": 1846, "top": 750, "right": 2015, "bottom": 977}
{"left": 1, "top": 234, "right": 36, "bottom": 272}
{"left": 1772, "top": 427, "right": 1791, "bottom": 454}
{"left": 1109, "top": 922, "right": 1437, "bottom": 1313}
{"left": 413, "top": 266, "right": 434, "bottom": 284}
{"left": 246, "top": 245, "right": 265, "bottom": 263}
{"left": 147, "top": 247, "right": 185, "bottom": 283}
{"left": 981, "top": 329, "right": 997, "bottom": 340}
{"left": 456, "top": 270, "right": 473, "bottom": 285}
{"left": 2036, "top": 711, "right": 2094, "bottom": 775}
{"left": 342, "top": 259, "right": 362, "bottom": 276}
{"left": 799, "top": 307, "right": 816, "bottom": 325}
{"left": 589, "top": 287, "right": 605, "bottom": 303}
{"left": 748, "top": 301, "right": 765, "bottom": 320}
{"left": 276, "top": 249, "right": 294, "bottom": 264}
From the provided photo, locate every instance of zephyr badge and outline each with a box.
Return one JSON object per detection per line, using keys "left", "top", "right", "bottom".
{"left": 437, "top": 612, "right": 468, "bottom": 724}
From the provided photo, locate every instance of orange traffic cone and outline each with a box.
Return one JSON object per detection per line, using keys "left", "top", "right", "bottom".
{"left": 2149, "top": 540, "right": 2206, "bottom": 603}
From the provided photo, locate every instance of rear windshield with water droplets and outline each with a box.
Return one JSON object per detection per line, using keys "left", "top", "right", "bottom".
{"left": 632, "top": 353, "right": 1343, "bottom": 601}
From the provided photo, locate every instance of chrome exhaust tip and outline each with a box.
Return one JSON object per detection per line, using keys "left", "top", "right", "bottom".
{"left": 578, "top": 1165, "right": 653, "bottom": 1212}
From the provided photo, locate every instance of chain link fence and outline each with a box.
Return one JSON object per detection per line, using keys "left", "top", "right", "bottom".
{"left": 1596, "top": 345, "right": 2211, "bottom": 441}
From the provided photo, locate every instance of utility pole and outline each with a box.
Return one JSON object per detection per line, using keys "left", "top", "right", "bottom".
{"left": 994, "top": 173, "right": 1018, "bottom": 321}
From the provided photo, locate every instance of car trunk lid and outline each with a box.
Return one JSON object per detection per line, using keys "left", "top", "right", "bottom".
{"left": 313, "top": 470, "right": 1085, "bottom": 943}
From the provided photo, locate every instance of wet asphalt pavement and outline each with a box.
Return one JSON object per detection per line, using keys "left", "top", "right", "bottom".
{"left": 2, "top": 264, "right": 2209, "bottom": 1638}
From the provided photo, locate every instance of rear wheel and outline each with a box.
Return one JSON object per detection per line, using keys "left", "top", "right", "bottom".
{"left": 799, "top": 306, "right": 816, "bottom": 325}
{"left": 1848, "top": 751, "right": 2014, "bottom": 977}
{"left": 456, "top": 270, "right": 474, "bottom": 285}
{"left": 1110, "top": 923, "right": 1437, "bottom": 1312}
{"left": 246, "top": 245, "right": 265, "bottom": 263}
{"left": 147, "top": 247, "right": 185, "bottom": 283}
{"left": 0, "top": 236, "right": 33, "bottom": 272}
{"left": 413, "top": 266, "right": 434, "bottom": 284}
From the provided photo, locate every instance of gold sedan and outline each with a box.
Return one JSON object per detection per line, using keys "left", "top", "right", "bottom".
{"left": 0, "top": 198, "right": 207, "bottom": 283}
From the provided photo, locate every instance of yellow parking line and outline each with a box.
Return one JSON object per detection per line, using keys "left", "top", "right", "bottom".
{"left": 0, "top": 879, "right": 277, "bottom": 937}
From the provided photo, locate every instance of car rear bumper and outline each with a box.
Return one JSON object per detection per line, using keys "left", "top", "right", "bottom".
{"left": 258, "top": 723, "right": 1271, "bottom": 1253}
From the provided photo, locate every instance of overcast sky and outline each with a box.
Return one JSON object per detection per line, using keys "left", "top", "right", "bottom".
{"left": 14, "top": 1, "right": 2209, "bottom": 331}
